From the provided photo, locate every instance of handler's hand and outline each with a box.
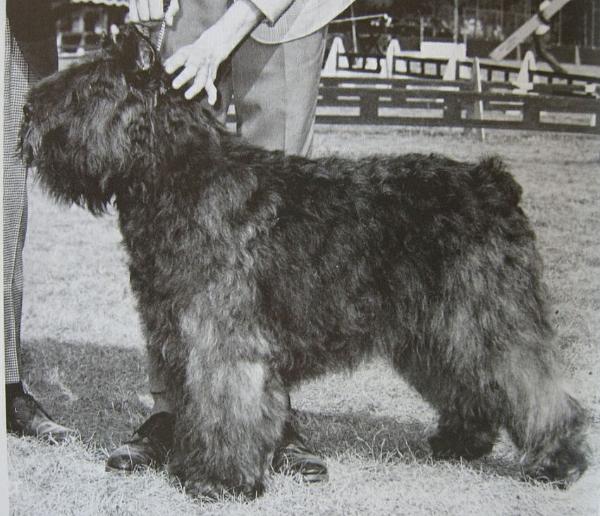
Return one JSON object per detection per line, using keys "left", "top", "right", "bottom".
{"left": 128, "top": 0, "right": 179, "bottom": 26}
{"left": 163, "top": 0, "right": 263, "bottom": 102}
{"left": 163, "top": 26, "right": 227, "bottom": 103}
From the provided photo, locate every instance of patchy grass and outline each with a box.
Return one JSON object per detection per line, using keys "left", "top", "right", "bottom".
{"left": 10, "top": 127, "right": 600, "bottom": 515}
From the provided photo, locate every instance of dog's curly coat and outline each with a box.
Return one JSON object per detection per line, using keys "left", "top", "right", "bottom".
{"left": 21, "top": 27, "right": 588, "bottom": 497}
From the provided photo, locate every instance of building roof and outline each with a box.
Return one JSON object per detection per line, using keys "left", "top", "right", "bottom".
{"left": 71, "top": 0, "right": 129, "bottom": 6}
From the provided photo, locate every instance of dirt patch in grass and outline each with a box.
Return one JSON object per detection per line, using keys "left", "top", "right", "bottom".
{"left": 10, "top": 127, "right": 600, "bottom": 515}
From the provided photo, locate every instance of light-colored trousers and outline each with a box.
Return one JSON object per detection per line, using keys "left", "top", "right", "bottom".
{"left": 150, "top": 1, "right": 326, "bottom": 402}
{"left": 162, "top": 0, "right": 326, "bottom": 155}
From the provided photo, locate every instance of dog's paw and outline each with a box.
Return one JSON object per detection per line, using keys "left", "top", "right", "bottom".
{"left": 522, "top": 444, "right": 589, "bottom": 489}
{"left": 429, "top": 431, "right": 494, "bottom": 461}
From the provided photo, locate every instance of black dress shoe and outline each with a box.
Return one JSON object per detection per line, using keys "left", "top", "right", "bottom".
{"left": 272, "top": 441, "right": 329, "bottom": 483}
{"left": 272, "top": 414, "right": 328, "bottom": 483}
{"left": 106, "top": 410, "right": 328, "bottom": 482}
{"left": 105, "top": 412, "right": 175, "bottom": 472}
{"left": 7, "top": 393, "right": 77, "bottom": 443}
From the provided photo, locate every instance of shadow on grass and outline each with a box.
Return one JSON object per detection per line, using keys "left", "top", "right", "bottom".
{"left": 21, "top": 338, "right": 150, "bottom": 450}
{"left": 294, "top": 410, "right": 521, "bottom": 480}
{"left": 20, "top": 338, "right": 520, "bottom": 480}
{"left": 296, "top": 410, "right": 431, "bottom": 461}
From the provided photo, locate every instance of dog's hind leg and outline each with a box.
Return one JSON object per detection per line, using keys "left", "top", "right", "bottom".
{"left": 495, "top": 343, "right": 589, "bottom": 487}
{"left": 477, "top": 250, "right": 590, "bottom": 487}
{"left": 428, "top": 401, "right": 500, "bottom": 461}
{"left": 169, "top": 311, "right": 288, "bottom": 499}
{"left": 391, "top": 243, "right": 588, "bottom": 486}
{"left": 396, "top": 355, "right": 501, "bottom": 461}
{"left": 390, "top": 330, "right": 502, "bottom": 463}
{"left": 453, "top": 268, "right": 588, "bottom": 486}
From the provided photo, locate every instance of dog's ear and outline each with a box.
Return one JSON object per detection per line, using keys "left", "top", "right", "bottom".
{"left": 116, "top": 25, "right": 157, "bottom": 75}
{"left": 135, "top": 35, "right": 156, "bottom": 72}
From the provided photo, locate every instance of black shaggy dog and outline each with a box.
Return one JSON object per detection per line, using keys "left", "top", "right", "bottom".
{"left": 21, "top": 27, "right": 588, "bottom": 497}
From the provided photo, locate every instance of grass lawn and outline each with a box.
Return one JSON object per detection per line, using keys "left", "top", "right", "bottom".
{"left": 8, "top": 126, "right": 600, "bottom": 515}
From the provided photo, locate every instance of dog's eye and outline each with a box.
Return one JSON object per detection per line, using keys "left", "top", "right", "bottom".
{"left": 23, "top": 103, "right": 33, "bottom": 121}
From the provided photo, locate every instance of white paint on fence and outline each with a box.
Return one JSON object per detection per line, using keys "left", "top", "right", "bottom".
{"left": 322, "top": 36, "right": 348, "bottom": 78}
{"left": 384, "top": 39, "right": 402, "bottom": 79}
{"left": 514, "top": 50, "right": 537, "bottom": 91}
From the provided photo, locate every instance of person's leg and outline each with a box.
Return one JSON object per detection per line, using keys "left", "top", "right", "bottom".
{"left": 232, "top": 27, "right": 327, "bottom": 157}
{"left": 105, "top": 356, "right": 176, "bottom": 471}
{"left": 4, "top": 20, "right": 29, "bottom": 391}
{"left": 4, "top": 20, "right": 75, "bottom": 442}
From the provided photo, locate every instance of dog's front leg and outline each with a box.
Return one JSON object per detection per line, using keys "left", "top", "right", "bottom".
{"left": 169, "top": 309, "right": 288, "bottom": 499}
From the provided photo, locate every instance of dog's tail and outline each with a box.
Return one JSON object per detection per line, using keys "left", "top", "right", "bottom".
{"left": 470, "top": 156, "right": 523, "bottom": 212}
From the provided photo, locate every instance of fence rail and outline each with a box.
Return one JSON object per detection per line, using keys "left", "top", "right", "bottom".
{"left": 335, "top": 52, "right": 600, "bottom": 87}
{"left": 315, "top": 77, "right": 600, "bottom": 135}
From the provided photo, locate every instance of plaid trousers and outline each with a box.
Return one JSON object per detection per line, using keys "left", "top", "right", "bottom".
{"left": 4, "top": 21, "right": 35, "bottom": 384}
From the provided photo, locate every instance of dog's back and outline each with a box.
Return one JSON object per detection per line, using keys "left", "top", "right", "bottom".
{"left": 247, "top": 151, "right": 535, "bottom": 383}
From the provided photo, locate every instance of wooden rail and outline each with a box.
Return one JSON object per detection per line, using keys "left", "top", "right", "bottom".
{"left": 336, "top": 52, "right": 383, "bottom": 74}
{"left": 315, "top": 77, "right": 600, "bottom": 135}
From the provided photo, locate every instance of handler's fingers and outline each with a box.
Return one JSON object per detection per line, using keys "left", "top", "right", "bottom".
{"left": 172, "top": 64, "right": 201, "bottom": 90}
{"left": 164, "top": 48, "right": 189, "bottom": 74}
{"left": 204, "top": 69, "right": 218, "bottom": 105}
{"left": 135, "top": 0, "right": 150, "bottom": 22}
{"left": 148, "top": 0, "right": 164, "bottom": 20}
{"left": 204, "top": 81, "right": 218, "bottom": 105}
{"left": 128, "top": 0, "right": 140, "bottom": 22}
{"left": 184, "top": 65, "right": 211, "bottom": 100}
{"left": 164, "top": 0, "right": 179, "bottom": 26}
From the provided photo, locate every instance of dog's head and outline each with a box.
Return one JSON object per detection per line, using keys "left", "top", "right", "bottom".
{"left": 20, "top": 26, "right": 171, "bottom": 213}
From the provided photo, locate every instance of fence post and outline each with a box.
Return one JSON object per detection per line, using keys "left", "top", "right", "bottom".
{"left": 444, "top": 95, "right": 462, "bottom": 125}
{"left": 322, "top": 36, "right": 347, "bottom": 78}
{"left": 360, "top": 91, "right": 379, "bottom": 124}
{"left": 514, "top": 50, "right": 537, "bottom": 91}
{"left": 385, "top": 38, "right": 402, "bottom": 78}
{"left": 522, "top": 98, "right": 540, "bottom": 129}
{"left": 443, "top": 55, "right": 458, "bottom": 81}
{"left": 463, "top": 57, "right": 486, "bottom": 141}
